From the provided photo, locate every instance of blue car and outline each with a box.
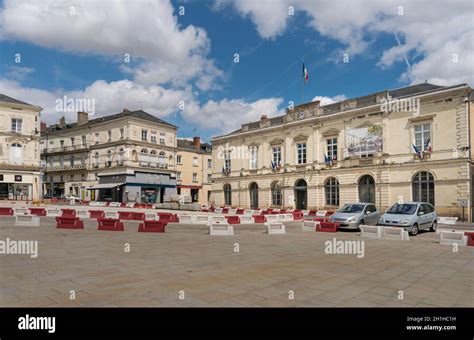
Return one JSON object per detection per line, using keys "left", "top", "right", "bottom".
{"left": 377, "top": 202, "right": 438, "bottom": 236}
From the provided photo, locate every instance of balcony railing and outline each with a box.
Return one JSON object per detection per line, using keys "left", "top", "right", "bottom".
{"left": 42, "top": 144, "right": 89, "bottom": 154}
{"left": 45, "top": 164, "right": 87, "bottom": 172}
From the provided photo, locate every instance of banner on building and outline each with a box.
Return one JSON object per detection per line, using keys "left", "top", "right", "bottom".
{"left": 344, "top": 126, "right": 383, "bottom": 157}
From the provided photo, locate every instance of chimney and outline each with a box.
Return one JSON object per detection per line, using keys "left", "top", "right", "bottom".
{"left": 123, "top": 108, "right": 130, "bottom": 113}
{"left": 193, "top": 136, "right": 201, "bottom": 151}
{"left": 59, "top": 116, "right": 66, "bottom": 128}
{"left": 40, "top": 122, "right": 47, "bottom": 132}
{"left": 77, "top": 111, "right": 89, "bottom": 125}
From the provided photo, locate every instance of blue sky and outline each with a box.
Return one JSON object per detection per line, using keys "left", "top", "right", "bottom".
{"left": 0, "top": 0, "right": 472, "bottom": 141}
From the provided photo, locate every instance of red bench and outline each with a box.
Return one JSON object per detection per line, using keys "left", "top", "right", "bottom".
{"left": 209, "top": 206, "right": 216, "bottom": 212}
{"left": 0, "top": 207, "right": 13, "bottom": 216}
{"left": 313, "top": 216, "right": 330, "bottom": 223}
{"left": 308, "top": 210, "right": 317, "bottom": 216}
{"left": 81, "top": 200, "right": 90, "bottom": 205}
{"left": 465, "top": 232, "right": 474, "bottom": 247}
{"left": 326, "top": 211, "right": 335, "bottom": 216}
{"left": 235, "top": 208, "right": 245, "bottom": 215}
{"left": 29, "top": 208, "right": 46, "bottom": 216}
{"left": 225, "top": 215, "right": 240, "bottom": 224}
{"left": 89, "top": 210, "right": 105, "bottom": 219}
{"left": 158, "top": 213, "right": 178, "bottom": 222}
{"left": 292, "top": 211, "right": 303, "bottom": 220}
{"left": 317, "top": 221, "right": 339, "bottom": 233}
{"left": 56, "top": 216, "right": 84, "bottom": 229}
{"left": 221, "top": 207, "right": 229, "bottom": 214}
{"left": 97, "top": 218, "right": 124, "bottom": 231}
{"left": 252, "top": 215, "right": 266, "bottom": 223}
{"left": 138, "top": 220, "right": 166, "bottom": 232}
{"left": 61, "top": 208, "right": 76, "bottom": 217}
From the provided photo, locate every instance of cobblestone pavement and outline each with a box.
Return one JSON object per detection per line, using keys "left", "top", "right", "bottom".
{"left": 0, "top": 208, "right": 473, "bottom": 307}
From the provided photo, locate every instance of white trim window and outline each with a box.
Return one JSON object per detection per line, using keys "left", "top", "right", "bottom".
{"left": 224, "top": 151, "right": 231, "bottom": 172}
{"left": 11, "top": 119, "right": 22, "bottom": 133}
{"left": 414, "top": 123, "right": 431, "bottom": 151}
{"left": 192, "top": 173, "right": 198, "bottom": 182}
{"left": 249, "top": 146, "right": 258, "bottom": 169}
{"left": 141, "top": 129, "right": 148, "bottom": 141}
{"left": 327, "top": 138, "right": 337, "bottom": 160}
{"left": 297, "top": 143, "right": 307, "bottom": 164}
{"left": 192, "top": 157, "right": 198, "bottom": 166}
{"left": 272, "top": 146, "right": 281, "bottom": 166}
{"left": 176, "top": 155, "right": 182, "bottom": 164}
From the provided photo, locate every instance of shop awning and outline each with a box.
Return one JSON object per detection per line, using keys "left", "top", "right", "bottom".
{"left": 87, "top": 183, "right": 124, "bottom": 190}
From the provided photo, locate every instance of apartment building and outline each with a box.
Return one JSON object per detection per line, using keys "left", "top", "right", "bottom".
{"left": 211, "top": 83, "right": 474, "bottom": 221}
{"left": 41, "top": 109, "right": 178, "bottom": 203}
{"left": 0, "top": 94, "right": 43, "bottom": 201}
{"left": 176, "top": 137, "right": 212, "bottom": 205}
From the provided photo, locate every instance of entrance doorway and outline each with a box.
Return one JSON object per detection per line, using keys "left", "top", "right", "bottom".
{"left": 249, "top": 182, "right": 259, "bottom": 209}
{"left": 358, "top": 175, "right": 375, "bottom": 203}
{"left": 294, "top": 179, "right": 307, "bottom": 210}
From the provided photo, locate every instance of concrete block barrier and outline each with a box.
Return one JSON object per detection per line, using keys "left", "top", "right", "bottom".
{"left": 15, "top": 215, "right": 40, "bottom": 227}
{"left": 46, "top": 208, "right": 61, "bottom": 217}
{"left": 266, "top": 222, "right": 286, "bottom": 235}
{"left": 209, "top": 223, "right": 234, "bottom": 236}
{"left": 360, "top": 225, "right": 382, "bottom": 238}
{"left": 302, "top": 220, "right": 318, "bottom": 232}
{"left": 439, "top": 230, "right": 467, "bottom": 246}
{"left": 104, "top": 211, "right": 119, "bottom": 219}
{"left": 239, "top": 215, "right": 254, "bottom": 224}
{"left": 382, "top": 227, "right": 410, "bottom": 241}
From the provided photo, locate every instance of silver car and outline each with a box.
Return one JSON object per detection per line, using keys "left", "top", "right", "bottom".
{"left": 377, "top": 202, "right": 437, "bottom": 236}
{"left": 329, "top": 203, "right": 380, "bottom": 230}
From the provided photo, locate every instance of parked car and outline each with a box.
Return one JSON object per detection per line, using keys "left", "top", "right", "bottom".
{"left": 329, "top": 203, "right": 380, "bottom": 229}
{"left": 377, "top": 202, "right": 437, "bottom": 236}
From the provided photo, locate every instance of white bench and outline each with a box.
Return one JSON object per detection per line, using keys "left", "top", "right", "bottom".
{"left": 438, "top": 216, "right": 458, "bottom": 225}
{"left": 46, "top": 208, "right": 61, "bottom": 217}
{"left": 266, "top": 222, "right": 286, "bottom": 235}
{"left": 265, "top": 215, "right": 278, "bottom": 223}
{"left": 360, "top": 225, "right": 382, "bottom": 238}
{"left": 209, "top": 223, "right": 234, "bottom": 236}
{"left": 284, "top": 213, "right": 294, "bottom": 221}
{"left": 240, "top": 215, "right": 254, "bottom": 224}
{"left": 109, "top": 202, "right": 121, "bottom": 207}
{"left": 302, "top": 220, "right": 318, "bottom": 232}
{"left": 228, "top": 208, "right": 237, "bottom": 215}
{"left": 301, "top": 210, "right": 310, "bottom": 217}
{"left": 316, "top": 210, "right": 327, "bottom": 217}
{"left": 145, "top": 213, "right": 158, "bottom": 220}
{"left": 439, "top": 231, "right": 467, "bottom": 246}
{"left": 244, "top": 209, "right": 255, "bottom": 215}
{"left": 214, "top": 208, "right": 223, "bottom": 214}
{"left": 209, "top": 216, "right": 227, "bottom": 226}
{"left": 126, "top": 202, "right": 135, "bottom": 208}
{"left": 272, "top": 209, "right": 280, "bottom": 213}
{"left": 15, "top": 215, "right": 40, "bottom": 227}
{"left": 178, "top": 215, "right": 194, "bottom": 224}
{"left": 382, "top": 227, "right": 410, "bottom": 241}
{"left": 75, "top": 210, "right": 89, "bottom": 218}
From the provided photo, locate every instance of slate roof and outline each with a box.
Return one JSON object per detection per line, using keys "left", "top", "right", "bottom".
{"left": 177, "top": 139, "right": 212, "bottom": 153}
{"left": 0, "top": 94, "right": 36, "bottom": 107}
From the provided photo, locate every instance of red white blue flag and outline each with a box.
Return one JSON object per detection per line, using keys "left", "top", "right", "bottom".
{"left": 302, "top": 63, "right": 309, "bottom": 83}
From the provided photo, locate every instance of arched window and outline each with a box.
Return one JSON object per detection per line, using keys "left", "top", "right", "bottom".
{"left": 249, "top": 182, "right": 259, "bottom": 209}
{"left": 10, "top": 143, "right": 22, "bottom": 165}
{"left": 141, "top": 148, "right": 148, "bottom": 154}
{"left": 271, "top": 181, "right": 282, "bottom": 206}
{"left": 412, "top": 171, "right": 435, "bottom": 205}
{"left": 223, "top": 184, "right": 232, "bottom": 206}
{"left": 159, "top": 151, "right": 166, "bottom": 158}
{"left": 325, "top": 177, "right": 339, "bottom": 206}
{"left": 358, "top": 175, "right": 375, "bottom": 203}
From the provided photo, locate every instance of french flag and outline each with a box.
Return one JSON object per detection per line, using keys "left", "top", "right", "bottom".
{"left": 302, "top": 63, "right": 309, "bottom": 83}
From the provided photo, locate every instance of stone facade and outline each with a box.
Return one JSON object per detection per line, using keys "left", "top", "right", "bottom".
{"left": 41, "top": 109, "right": 178, "bottom": 203}
{"left": 211, "top": 83, "right": 474, "bottom": 221}
{"left": 0, "top": 95, "right": 42, "bottom": 200}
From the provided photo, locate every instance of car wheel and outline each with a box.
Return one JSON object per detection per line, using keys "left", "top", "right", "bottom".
{"left": 409, "top": 223, "right": 419, "bottom": 236}
{"left": 430, "top": 220, "right": 437, "bottom": 232}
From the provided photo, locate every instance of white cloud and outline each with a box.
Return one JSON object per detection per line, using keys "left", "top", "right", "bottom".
{"left": 4, "top": 66, "right": 35, "bottom": 81}
{"left": 0, "top": 78, "right": 197, "bottom": 125}
{"left": 312, "top": 94, "right": 347, "bottom": 106}
{"left": 0, "top": 0, "right": 222, "bottom": 88}
{"left": 216, "top": 0, "right": 474, "bottom": 86}
{"left": 182, "top": 97, "right": 285, "bottom": 133}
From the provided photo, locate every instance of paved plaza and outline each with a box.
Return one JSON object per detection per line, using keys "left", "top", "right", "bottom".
{"left": 0, "top": 207, "right": 473, "bottom": 307}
